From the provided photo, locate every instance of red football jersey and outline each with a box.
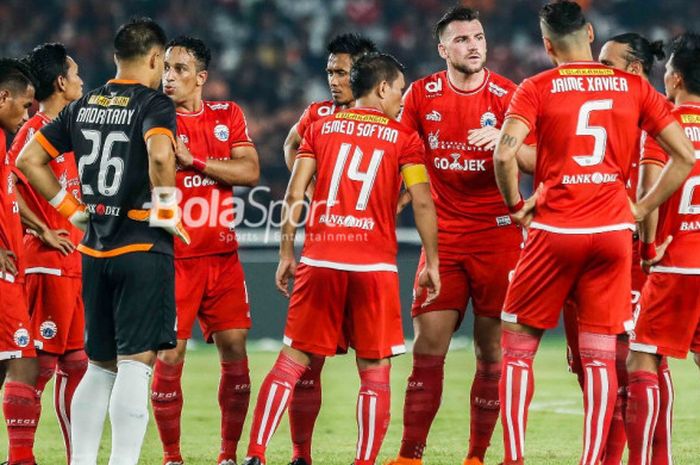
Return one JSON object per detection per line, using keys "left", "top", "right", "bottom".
{"left": 0, "top": 130, "right": 24, "bottom": 283}
{"left": 296, "top": 100, "right": 341, "bottom": 139}
{"left": 175, "top": 100, "right": 254, "bottom": 258}
{"left": 7, "top": 112, "right": 82, "bottom": 277}
{"left": 507, "top": 62, "right": 675, "bottom": 233}
{"left": 401, "top": 69, "right": 522, "bottom": 253}
{"left": 297, "top": 107, "right": 425, "bottom": 271}
{"left": 641, "top": 102, "right": 700, "bottom": 273}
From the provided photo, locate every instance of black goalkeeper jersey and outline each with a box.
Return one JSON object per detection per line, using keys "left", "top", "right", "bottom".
{"left": 37, "top": 79, "right": 177, "bottom": 257}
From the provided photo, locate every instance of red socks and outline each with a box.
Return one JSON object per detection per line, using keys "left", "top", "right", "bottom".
{"left": 652, "top": 358, "right": 674, "bottom": 465}
{"left": 601, "top": 336, "right": 629, "bottom": 465}
{"left": 468, "top": 360, "right": 501, "bottom": 461}
{"left": 500, "top": 330, "right": 539, "bottom": 465}
{"left": 218, "top": 358, "right": 251, "bottom": 463}
{"left": 247, "top": 352, "right": 308, "bottom": 461}
{"left": 55, "top": 350, "right": 88, "bottom": 463}
{"left": 355, "top": 365, "right": 391, "bottom": 465}
{"left": 626, "top": 370, "right": 660, "bottom": 465}
{"left": 3, "top": 380, "right": 40, "bottom": 465}
{"left": 151, "top": 359, "right": 185, "bottom": 463}
{"left": 578, "top": 332, "right": 617, "bottom": 465}
{"left": 289, "top": 355, "right": 325, "bottom": 464}
{"left": 398, "top": 353, "right": 445, "bottom": 459}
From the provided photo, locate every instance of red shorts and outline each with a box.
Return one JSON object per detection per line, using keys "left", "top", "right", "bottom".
{"left": 26, "top": 274, "right": 84, "bottom": 354}
{"left": 411, "top": 245, "right": 521, "bottom": 327}
{"left": 503, "top": 228, "right": 633, "bottom": 334}
{"left": 0, "top": 279, "right": 35, "bottom": 360}
{"left": 175, "top": 253, "right": 250, "bottom": 342}
{"left": 631, "top": 273, "right": 700, "bottom": 358}
{"left": 283, "top": 264, "right": 405, "bottom": 359}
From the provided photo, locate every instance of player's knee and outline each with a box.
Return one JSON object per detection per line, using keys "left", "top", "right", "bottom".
{"left": 474, "top": 339, "right": 502, "bottom": 363}
{"left": 214, "top": 330, "right": 248, "bottom": 361}
{"left": 6, "top": 357, "right": 39, "bottom": 385}
{"left": 694, "top": 352, "right": 700, "bottom": 370}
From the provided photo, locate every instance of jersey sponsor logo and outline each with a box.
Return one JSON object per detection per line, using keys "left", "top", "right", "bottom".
{"left": 88, "top": 94, "right": 130, "bottom": 107}
{"left": 39, "top": 321, "right": 58, "bottom": 340}
{"left": 214, "top": 124, "right": 230, "bottom": 142}
{"left": 425, "top": 110, "right": 442, "bottom": 122}
{"left": 433, "top": 153, "right": 487, "bottom": 172}
{"left": 317, "top": 104, "right": 335, "bottom": 117}
{"left": 87, "top": 203, "right": 122, "bottom": 217}
{"left": 318, "top": 213, "right": 376, "bottom": 231}
{"left": 488, "top": 82, "right": 508, "bottom": 97}
{"left": 551, "top": 76, "right": 629, "bottom": 94}
{"left": 480, "top": 111, "right": 497, "bottom": 127}
{"left": 558, "top": 68, "right": 615, "bottom": 76}
{"left": 496, "top": 215, "right": 512, "bottom": 227}
{"left": 681, "top": 114, "right": 700, "bottom": 124}
{"left": 179, "top": 134, "right": 189, "bottom": 145}
{"left": 427, "top": 130, "right": 489, "bottom": 153}
{"left": 425, "top": 78, "right": 443, "bottom": 94}
{"left": 561, "top": 172, "right": 619, "bottom": 185}
{"left": 13, "top": 328, "right": 30, "bottom": 348}
{"left": 334, "top": 112, "right": 389, "bottom": 125}
{"left": 183, "top": 174, "right": 217, "bottom": 188}
{"left": 680, "top": 221, "right": 700, "bottom": 231}
{"left": 207, "top": 102, "right": 230, "bottom": 111}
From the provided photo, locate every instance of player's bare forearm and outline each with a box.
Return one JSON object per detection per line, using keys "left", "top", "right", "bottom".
{"left": 494, "top": 118, "right": 529, "bottom": 206}
{"left": 15, "top": 186, "right": 47, "bottom": 234}
{"left": 637, "top": 123, "right": 695, "bottom": 218}
{"left": 201, "top": 146, "right": 259, "bottom": 187}
{"left": 16, "top": 138, "right": 63, "bottom": 201}
{"left": 280, "top": 157, "right": 316, "bottom": 257}
{"left": 516, "top": 144, "right": 537, "bottom": 175}
{"left": 637, "top": 163, "right": 663, "bottom": 244}
{"left": 283, "top": 124, "right": 302, "bottom": 171}
{"left": 408, "top": 182, "right": 438, "bottom": 267}
{"left": 147, "top": 134, "right": 177, "bottom": 189}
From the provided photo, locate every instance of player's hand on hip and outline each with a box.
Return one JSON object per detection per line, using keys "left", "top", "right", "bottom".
{"left": 416, "top": 263, "right": 441, "bottom": 307}
{"left": 175, "top": 138, "right": 194, "bottom": 168}
{"left": 511, "top": 183, "right": 542, "bottom": 228}
{"left": 628, "top": 197, "right": 647, "bottom": 223}
{"left": 468, "top": 126, "right": 500, "bottom": 151}
{"left": 39, "top": 228, "right": 76, "bottom": 256}
{"left": 0, "top": 249, "right": 17, "bottom": 277}
{"left": 275, "top": 255, "right": 297, "bottom": 298}
{"left": 641, "top": 235, "right": 673, "bottom": 274}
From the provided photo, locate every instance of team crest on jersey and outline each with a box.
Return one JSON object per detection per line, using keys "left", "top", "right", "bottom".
{"left": 40, "top": 321, "right": 58, "bottom": 340}
{"left": 207, "top": 102, "right": 230, "bottom": 111}
{"left": 179, "top": 134, "right": 189, "bottom": 145}
{"left": 480, "top": 111, "right": 497, "bottom": 128}
{"left": 214, "top": 124, "right": 229, "bottom": 142}
{"left": 13, "top": 328, "right": 30, "bottom": 348}
{"left": 425, "top": 110, "right": 442, "bottom": 122}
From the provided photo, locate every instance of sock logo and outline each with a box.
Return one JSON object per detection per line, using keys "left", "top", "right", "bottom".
{"left": 474, "top": 396, "right": 500, "bottom": 409}
{"left": 6, "top": 418, "right": 37, "bottom": 426}
{"left": 151, "top": 391, "right": 179, "bottom": 401}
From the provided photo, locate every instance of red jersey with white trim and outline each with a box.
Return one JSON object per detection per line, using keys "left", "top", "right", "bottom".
{"left": 507, "top": 62, "right": 675, "bottom": 233}
{"left": 0, "top": 130, "right": 24, "bottom": 283}
{"left": 7, "top": 112, "right": 82, "bottom": 277}
{"left": 401, "top": 69, "right": 521, "bottom": 253}
{"left": 297, "top": 108, "right": 425, "bottom": 271}
{"left": 641, "top": 102, "right": 700, "bottom": 273}
{"left": 296, "top": 100, "right": 341, "bottom": 138}
{"left": 175, "top": 100, "right": 254, "bottom": 258}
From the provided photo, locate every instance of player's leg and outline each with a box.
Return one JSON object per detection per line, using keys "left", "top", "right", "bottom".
{"left": 354, "top": 356, "right": 392, "bottom": 465}
{"left": 651, "top": 356, "right": 674, "bottom": 465}
{"left": 625, "top": 351, "right": 662, "bottom": 465}
{"left": 563, "top": 299, "right": 585, "bottom": 389}
{"left": 601, "top": 334, "right": 630, "bottom": 465}
{"left": 288, "top": 354, "right": 325, "bottom": 465}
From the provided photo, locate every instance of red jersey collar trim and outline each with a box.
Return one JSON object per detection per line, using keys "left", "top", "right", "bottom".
{"left": 176, "top": 103, "right": 205, "bottom": 117}
{"left": 350, "top": 106, "right": 386, "bottom": 114}
{"left": 445, "top": 68, "right": 490, "bottom": 96}
{"left": 678, "top": 101, "right": 700, "bottom": 110}
{"left": 35, "top": 111, "right": 51, "bottom": 124}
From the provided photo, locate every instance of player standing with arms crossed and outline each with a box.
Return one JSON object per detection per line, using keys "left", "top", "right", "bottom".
{"left": 7, "top": 43, "right": 87, "bottom": 464}
{"left": 242, "top": 52, "right": 440, "bottom": 465}
{"left": 17, "top": 17, "right": 188, "bottom": 465}
{"left": 492, "top": 2, "right": 694, "bottom": 465}
{"left": 387, "top": 7, "right": 532, "bottom": 465}
{"left": 281, "top": 32, "right": 376, "bottom": 465}
{"left": 0, "top": 57, "right": 39, "bottom": 465}
{"left": 151, "top": 35, "right": 260, "bottom": 465}
{"left": 626, "top": 32, "right": 700, "bottom": 465}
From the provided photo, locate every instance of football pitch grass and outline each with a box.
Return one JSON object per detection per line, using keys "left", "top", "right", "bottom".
{"left": 6, "top": 338, "right": 700, "bottom": 464}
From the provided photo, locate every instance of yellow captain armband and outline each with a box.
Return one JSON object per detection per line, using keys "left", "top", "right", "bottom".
{"left": 401, "top": 164, "right": 429, "bottom": 187}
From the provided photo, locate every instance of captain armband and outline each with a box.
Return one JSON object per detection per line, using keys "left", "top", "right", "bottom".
{"left": 401, "top": 164, "right": 429, "bottom": 188}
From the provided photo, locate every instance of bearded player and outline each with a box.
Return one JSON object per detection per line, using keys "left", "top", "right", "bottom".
{"left": 387, "top": 7, "right": 533, "bottom": 465}
{"left": 151, "top": 35, "right": 260, "bottom": 465}
{"left": 493, "top": 2, "right": 694, "bottom": 465}
{"left": 561, "top": 32, "right": 672, "bottom": 465}
{"left": 281, "top": 32, "right": 376, "bottom": 465}
{"left": 625, "top": 32, "right": 700, "bottom": 465}
{"left": 242, "top": 52, "right": 440, "bottom": 465}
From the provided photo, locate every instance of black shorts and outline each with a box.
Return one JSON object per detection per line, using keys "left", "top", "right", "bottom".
{"left": 82, "top": 252, "right": 177, "bottom": 361}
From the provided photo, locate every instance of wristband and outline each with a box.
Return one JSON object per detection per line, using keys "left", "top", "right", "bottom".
{"left": 49, "top": 188, "right": 81, "bottom": 219}
{"left": 191, "top": 156, "right": 207, "bottom": 172}
{"left": 640, "top": 241, "right": 657, "bottom": 261}
{"left": 508, "top": 198, "right": 524, "bottom": 214}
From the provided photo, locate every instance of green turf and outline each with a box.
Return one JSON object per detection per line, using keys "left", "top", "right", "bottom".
{"left": 4, "top": 338, "right": 700, "bottom": 464}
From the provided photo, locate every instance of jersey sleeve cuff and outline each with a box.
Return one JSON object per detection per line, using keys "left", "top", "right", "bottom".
{"left": 35, "top": 131, "right": 60, "bottom": 159}
{"left": 640, "top": 158, "right": 666, "bottom": 168}
{"left": 231, "top": 141, "right": 255, "bottom": 149}
{"left": 144, "top": 127, "right": 176, "bottom": 146}
{"left": 505, "top": 113, "right": 534, "bottom": 131}
{"left": 647, "top": 117, "right": 677, "bottom": 139}
{"left": 296, "top": 151, "right": 315, "bottom": 159}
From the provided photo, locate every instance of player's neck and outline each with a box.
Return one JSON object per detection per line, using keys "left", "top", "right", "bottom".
{"left": 175, "top": 95, "right": 203, "bottom": 113}
{"left": 447, "top": 67, "right": 486, "bottom": 92}
{"left": 353, "top": 97, "right": 383, "bottom": 114}
{"left": 114, "top": 66, "right": 154, "bottom": 89}
{"left": 675, "top": 90, "right": 700, "bottom": 106}
{"left": 38, "top": 94, "right": 69, "bottom": 119}
{"left": 554, "top": 48, "right": 594, "bottom": 66}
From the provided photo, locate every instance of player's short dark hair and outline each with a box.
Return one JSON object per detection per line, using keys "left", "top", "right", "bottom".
{"left": 25, "top": 42, "right": 70, "bottom": 101}
{"left": 609, "top": 33, "right": 665, "bottom": 76}
{"left": 0, "top": 58, "right": 37, "bottom": 96}
{"left": 326, "top": 33, "right": 378, "bottom": 62}
{"left": 167, "top": 35, "right": 211, "bottom": 71}
{"left": 539, "top": 1, "right": 587, "bottom": 37}
{"left": 114, "top": 17, "right": 168, "bottom": 61}
{"left": 669, "top": 32, "right": 700, "bottom": 96}
{"left": 350, "top": 52, "right": 405, "bottom": 100}
{"left": 435, "top": 5, "right": 480, "bottom": 40}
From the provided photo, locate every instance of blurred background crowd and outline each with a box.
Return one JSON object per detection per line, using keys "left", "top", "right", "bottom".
{"left": 1, "top": 0, "right": 697, "bottom": 205}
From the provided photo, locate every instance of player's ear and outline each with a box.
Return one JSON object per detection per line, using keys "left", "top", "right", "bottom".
{"left": 437, "top": 42, "right": 447, "bottom": 60}
{"left": 0, "top": 89, "right": 8, "bottom": 107}
{"left": 196, "top": 70, "right": 208, "bottom": 87}
{"left": 377, "top": 80, "right": 388, "bottom": 99}
{"left": 542, "top": 36, "right": 555, "bottom": 58}
{"left": 628, "top": 61, "right": 643, "bottom": 76}
{"left": 56, "top": 74, "right": 67, "bottom": 93}
{"left": 586, "top": 23, "right": 595, "bottom": 44}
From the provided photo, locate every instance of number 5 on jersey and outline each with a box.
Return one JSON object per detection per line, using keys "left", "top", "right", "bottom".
{"left": 327, "top": 142, "right": 384, "bottom": 211}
